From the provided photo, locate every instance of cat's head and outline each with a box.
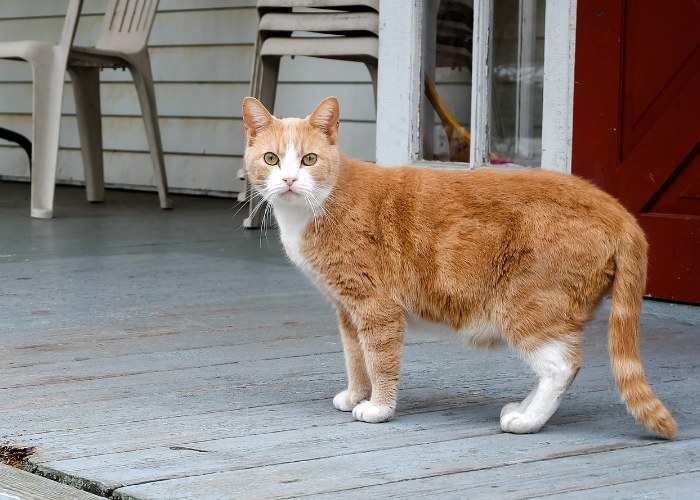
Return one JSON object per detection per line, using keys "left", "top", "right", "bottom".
{"left": 242, "top": 97, "right": 341, "bottom": 208}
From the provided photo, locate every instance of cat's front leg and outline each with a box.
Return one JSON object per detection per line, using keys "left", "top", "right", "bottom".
{"left": 333, "top": 307, "right": 372, "bottom": 412}
{"left": 350, "top": 307, "right": 405, "bottom": 423}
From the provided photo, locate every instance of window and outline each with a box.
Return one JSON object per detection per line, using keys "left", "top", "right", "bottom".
{"left": 376, "top": 0, "right": 575, "bottom": 173}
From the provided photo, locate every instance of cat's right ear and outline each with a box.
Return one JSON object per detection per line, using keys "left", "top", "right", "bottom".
{"left": 242, "top": 97, "right": 273, "bottom": 143}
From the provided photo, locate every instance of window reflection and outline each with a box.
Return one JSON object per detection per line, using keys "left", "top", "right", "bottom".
{"left": 422, "top": 0, "right": 473, "bottom": 163}
{"left": 490, "top": 0, "right": 545, "bottom": 167}
{"left": 421, "top": 0, "right": 545, "bottom": 167}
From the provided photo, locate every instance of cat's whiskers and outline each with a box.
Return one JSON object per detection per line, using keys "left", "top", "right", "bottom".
{"left": 313, "top": 191, "right": 343, "bottom": 231}
{"left": 260, "top": 199, "right": 275, "bottom": 246}
{"left": 231, "top": 190, "right": 254, "bottom": 226}
{"left": 299, "top": 191, "right": 319, "bottom": 233}
{"left": 306, "top": 191, "right": 337, "bottom": 232}
{"left": 248, "top": 192, "right": 271, "bottom": 224}
{"left": 302, "top": 193, "right": 314, "bottom": 232}
{"left": 231, "top": 185, "right": 272, "bottom": 234}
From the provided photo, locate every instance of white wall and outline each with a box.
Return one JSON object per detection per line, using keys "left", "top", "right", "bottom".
{"left": 0, "top": 0, "right": 377, "bottom": 197}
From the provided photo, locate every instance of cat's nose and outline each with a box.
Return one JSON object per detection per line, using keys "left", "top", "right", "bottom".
{"left": 282, "top": 177, "right": 297, "bottom": 187}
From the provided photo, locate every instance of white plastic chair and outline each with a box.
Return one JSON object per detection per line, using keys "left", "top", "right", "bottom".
{"left": 0, "top": 0, "right": 171, "bottom": 218}
{"left": 252, "top": 0, "right": 379, "bottom": 109}
{"left": 242, "top": 0, "right": 379, "bottom": 228}
{"left": 0, "top": 0, "right": 83, "bottom": 218}
{"left": 68, "top": 0, "right": 171, "bottom": 213}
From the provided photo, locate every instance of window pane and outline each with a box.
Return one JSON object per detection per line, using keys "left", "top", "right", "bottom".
{"left": 420, "top": 0, "right": 474, "bottom": 163}
{"left": 490, "top": 0, "right": 545, "bottom": 167}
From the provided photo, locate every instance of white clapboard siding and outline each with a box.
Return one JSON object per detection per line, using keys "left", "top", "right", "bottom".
{"left": 0, "top": 81, "right": 376, "bottom": 120}
{"left": 0, "top": 0, "right": 377, "bottom": 197}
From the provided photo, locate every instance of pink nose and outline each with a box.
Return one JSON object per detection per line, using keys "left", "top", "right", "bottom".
{"left": 283, "top": 177, "right": 297, "bottom": 187}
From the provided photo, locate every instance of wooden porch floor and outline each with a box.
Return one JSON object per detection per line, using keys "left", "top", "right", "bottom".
{"left": 1, "top": 182, "right": 699, "bottom": 499}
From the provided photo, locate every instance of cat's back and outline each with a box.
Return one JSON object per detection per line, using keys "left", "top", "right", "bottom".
{"left": 323, "top": 161, "right": 639, "bottom": 287}
{"left": 333, "top": 160, "right": 631, "bottom": 228}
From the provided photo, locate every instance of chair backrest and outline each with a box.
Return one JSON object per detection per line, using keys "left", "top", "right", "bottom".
{"left": 95, "top": 0, "right": 159, "bottom": 53}
{"left": 57, "top": 0, "right": 84, "bottom": 56}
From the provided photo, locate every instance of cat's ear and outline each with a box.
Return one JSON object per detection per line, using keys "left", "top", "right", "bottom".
{"left": 308, "top": 96, "right": 340, "bottom": 144}
{"left": 242, "top": 97, "right": 273, "bottom": 143}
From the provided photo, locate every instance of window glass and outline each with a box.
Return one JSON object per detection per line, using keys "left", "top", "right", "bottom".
{"left": 490, "top": 0, "right": 545, "bottom": 167}
{"left": 420, "top": 0, "right": 545, "bottom": 167}
{"left": 421, "top": 0, "right": 473, "bottom": 163}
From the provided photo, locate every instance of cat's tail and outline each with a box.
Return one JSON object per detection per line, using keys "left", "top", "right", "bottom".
{"left": 608, "top": 221, "right": 677, "bottom": 439}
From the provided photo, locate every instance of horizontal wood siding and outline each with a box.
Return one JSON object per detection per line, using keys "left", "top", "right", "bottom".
{"left": 0, "top": 0, "right": 377, "bottom": 196}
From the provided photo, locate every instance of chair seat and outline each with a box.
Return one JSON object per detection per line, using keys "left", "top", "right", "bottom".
{"left": 68, "top": 46, "right": 132, "bottom": 68}
{"left": 259, "top": 12, "right": 379, "bottom": 35}
{"left": 260, "top": 36, "right": 378, "bottom": 59}
{"left": 257, "top": 0, "right": 378, "bottom": 12}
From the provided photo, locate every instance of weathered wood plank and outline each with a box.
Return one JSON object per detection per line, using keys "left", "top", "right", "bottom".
{"left": 109, "top": 434, "right": 700, "bottom": 499}
{"left": 3, "top": 318, "right": 690, "bottom": 476}
{"left": 550, "top": 470, "right": 700, "bottom": 499}
{"left": 0, "top": 463, "right": 102, "bottom": 500}
{"left": 0, "top": 184, "right": 698, "bottom": 499}
{"left": 302, "top": 439, "right": 700, "bottom": 499}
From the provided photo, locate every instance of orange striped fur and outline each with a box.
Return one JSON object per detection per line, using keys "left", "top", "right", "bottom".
{"left": 242, "top": 96, "right": 676, "bottom": 439}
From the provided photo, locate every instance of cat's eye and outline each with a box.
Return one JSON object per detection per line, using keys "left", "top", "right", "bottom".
{"left": 301, "top": 153, "right": 318, "bottom": 166}
{"left": 263, "top": 152, "right": 279, "bottom": 165}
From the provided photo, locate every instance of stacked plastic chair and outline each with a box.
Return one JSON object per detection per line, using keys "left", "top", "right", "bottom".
{"left": 242, "top": 0, "right": 379, "bottom": 228}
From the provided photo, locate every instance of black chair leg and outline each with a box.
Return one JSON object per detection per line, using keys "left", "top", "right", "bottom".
{"left": 0, "top": 126, "right": 32, "bottom": 174}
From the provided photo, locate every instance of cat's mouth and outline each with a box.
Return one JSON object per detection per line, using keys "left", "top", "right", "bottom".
{"left": 279, "top": 189, "right": 301, "bottom": 200}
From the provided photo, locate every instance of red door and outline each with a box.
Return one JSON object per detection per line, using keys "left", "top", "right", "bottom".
{"left": 572, "top": 0, "right": 700, "bottom": 304}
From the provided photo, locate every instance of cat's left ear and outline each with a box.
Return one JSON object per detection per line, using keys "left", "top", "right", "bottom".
{"left": 309, "top": 96, "right": 340, "bottom": 145}
{"left": 242, "top": 97, "right": 273, "bottom": 143}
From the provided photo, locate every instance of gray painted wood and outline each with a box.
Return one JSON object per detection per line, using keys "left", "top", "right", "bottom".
{"left": 0, "top": 463, "right": 102, "bottom": 500}
{"left": 0, "top": 182, "right": 699, "bottom": 499}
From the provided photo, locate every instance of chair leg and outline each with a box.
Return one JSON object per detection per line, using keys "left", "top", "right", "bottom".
{"left": 129, "top": 52, "right": 173, "bottom": 210}
{"left": 254, "top": 55, "right": 281, "bottom": 111}
{"left": 29, "top": 57, "right": 67, "bottom": 219}
{"left": 244, "top": 55, "right": 281, "bottom": 228}
{"left": 365, "top": 61, "right": 378, "bottom": 108}
{"left": 0, "top": 127, "right": 32, "bottom": 170}
{"left": 68, "top": 66, "right": 105, "bottom": 203}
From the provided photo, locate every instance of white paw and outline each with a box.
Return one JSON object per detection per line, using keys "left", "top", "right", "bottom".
{"left": 352, "top": 401, "right": 394, "bottom": 423}
{"left": 500, "top": 410, "right": 544, "bottom": 434}
{"left": 333, "top": 390, "right": 358, "bottom": 412}
{"left": 500, "top": 402, "right": 522, "bottom": 419}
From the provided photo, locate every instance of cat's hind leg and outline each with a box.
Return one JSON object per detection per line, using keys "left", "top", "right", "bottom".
{"left": 500, "top": 386, "right": 537, "bottom": 419}
{"left": 500, "top": 338, "right": 580, "bottom": 434}
{"left": 333, "top": 307, "right": 372, "bottom": 412}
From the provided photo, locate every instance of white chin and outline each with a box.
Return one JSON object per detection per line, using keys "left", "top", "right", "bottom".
{"left": 278, "top": 191, "right": 303, "bottom": 202}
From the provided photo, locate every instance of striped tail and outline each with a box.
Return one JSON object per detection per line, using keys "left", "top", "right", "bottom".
{"left": 608, "top": 222, "right": 677, "bottom": 439}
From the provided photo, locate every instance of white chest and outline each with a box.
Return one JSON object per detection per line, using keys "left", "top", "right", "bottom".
{"left": 273, "top": 203, "right": 319, "bottom": 279}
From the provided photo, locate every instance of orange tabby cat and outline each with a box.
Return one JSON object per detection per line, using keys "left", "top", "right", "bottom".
{"left": 242, "top": 96, "right": 676, "bottom": 439}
